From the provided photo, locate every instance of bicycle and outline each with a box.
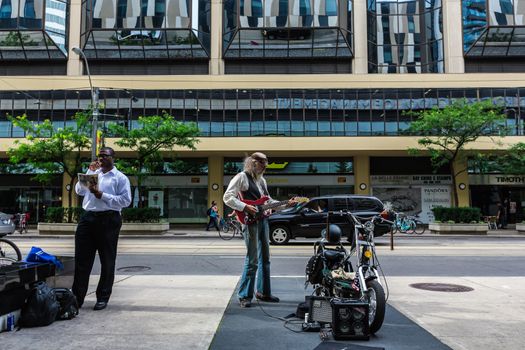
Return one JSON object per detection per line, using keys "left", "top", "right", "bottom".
{"left": 0, "top": 235, "right": 22, "bottom": 266}
{"left": 407, "top": 214, "right": 426, "bottom": 235}
{"left": 219, "top": 217, "right": 243, "bottom": 240}
{"left": 392, "top": 212, "right": 415, "bottom": 234}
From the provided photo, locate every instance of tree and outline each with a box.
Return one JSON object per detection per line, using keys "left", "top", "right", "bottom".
{"left": 108, "top": 113, "right": 200, "bottom": 208}
{"left": 335, "top": 161, "right": 351, "bottom": 174}
{"left": 7, "top": 112, "right": 92, "bottom": 218}
{"left": 408, "top": 99, "right": 507, "bottom": 207}
{"left": 498, "top": 142, "right": 525, "bottom": 174}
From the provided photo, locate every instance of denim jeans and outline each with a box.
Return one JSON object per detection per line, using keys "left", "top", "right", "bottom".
{"left": 238, "top": 219, "right": 271, "bottom": 300}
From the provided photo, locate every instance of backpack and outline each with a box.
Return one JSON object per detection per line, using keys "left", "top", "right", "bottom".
{"left": 54, "top": 288, "right": 79, "bottom": 320}
{"left": 206, "top": 207, "right": 212, "bottom": 216}
{"left": 20, "top": 281, "right": 60, "bottom": 327}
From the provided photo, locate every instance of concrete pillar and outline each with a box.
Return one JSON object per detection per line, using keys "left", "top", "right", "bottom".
{"left": 67, "top": 0, "right": 83, "bottom": 76}
{"left": 62, "top": 172, "right": 78, "bottom": 208}
{"left": 352, "top": 0, "right": 369, "bottom": 74}
{"left": 454, "top": 157, "right": 470, "bottom": 207}
{"left": 208, "top": 155, "right": 224, "bottom": 214}
{"left": 354, "top": 155, "right": 370, "bottom": 195}
{"left": 209, "top": 0, "right": 225, "bottom": 75}
{"left": 442, "top": 0, "right": 465, "bottom": 73}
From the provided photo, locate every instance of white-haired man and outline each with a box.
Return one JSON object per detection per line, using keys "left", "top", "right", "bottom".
{"left": 223, "top": 152, "right": 296, "bottom": 308}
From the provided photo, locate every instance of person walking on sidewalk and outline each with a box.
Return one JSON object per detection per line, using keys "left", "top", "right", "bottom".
{"left": 223, "top": 152, "right": 296, "bottom": 308}
{"left": 206, "top": 200, "right": 220, "bottom": 231}
{"left": 72, "top": 147, "right": 131, "bottom": 311}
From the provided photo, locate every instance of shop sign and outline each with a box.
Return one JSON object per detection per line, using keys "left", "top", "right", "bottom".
{"left": 371, "top": 175, "right": 452, "bottom": 186}
{"left": 469, "top": 175, "right": 525, "bottom": 185}
{"left": 421, "top": 187, "right": 451, "bottom": 223}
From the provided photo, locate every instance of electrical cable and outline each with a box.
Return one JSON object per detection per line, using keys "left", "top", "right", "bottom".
{"left": 254, "top": 299, "right": 307, "bottom": 334}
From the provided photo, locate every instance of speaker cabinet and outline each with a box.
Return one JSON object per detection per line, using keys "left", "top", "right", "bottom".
{"left": 308, "top": 296, "right": 332, "bottom": 324}
{"left": 331, "top": 299, "right": 370, "bottom": 340}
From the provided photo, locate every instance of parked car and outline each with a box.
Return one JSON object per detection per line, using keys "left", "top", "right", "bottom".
{"left": 268, "top": 195, "right": 391, "bottom": 245}
{"left": 0, "top": 212, "right": 16, "bottom": 236}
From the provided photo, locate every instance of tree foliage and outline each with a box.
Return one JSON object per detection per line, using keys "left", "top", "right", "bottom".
{"left": 498, "top": 143, "right": 525, "bottom": 174}
{"left": 108, "top": 113, "right": 200, "bottom": 207}
{"left": 7, "top": 112, "right": 92, "bottom": 214}
{"left": 408, "top": 99, "right": 507, "bottom": 206}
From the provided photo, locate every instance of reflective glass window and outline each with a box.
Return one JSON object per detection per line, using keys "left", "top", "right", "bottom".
{"left": 223, "top": 0, "right": 352, "bottom": 58}
{"left": 367, "top": 0, "right": 443, "bottom": 73}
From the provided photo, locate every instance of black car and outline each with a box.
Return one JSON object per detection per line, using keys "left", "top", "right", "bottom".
{"left": 268, "top": 195, "right": 390, "bottom": 245}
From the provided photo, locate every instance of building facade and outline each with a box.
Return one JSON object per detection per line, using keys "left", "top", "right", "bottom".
{"left": 1, "top": 0, "right": 524, "bottom": 224}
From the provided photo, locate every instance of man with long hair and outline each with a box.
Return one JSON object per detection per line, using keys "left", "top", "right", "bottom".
{"left": 223, "top": 152, "right": 296, "bottom": 308}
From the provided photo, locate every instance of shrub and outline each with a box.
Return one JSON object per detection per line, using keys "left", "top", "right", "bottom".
{"left": 431, "top": 207, "right": 481, "bottom": 223}
{"left": 45, "top": 207, "right": 85, "bottom": 223}
{"left": 121, "top": 207, "right": 161, "bottom": 223}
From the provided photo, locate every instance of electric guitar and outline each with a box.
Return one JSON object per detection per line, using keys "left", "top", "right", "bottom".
{"left": 236, "top": 196, "right": 309, "bottom": 225}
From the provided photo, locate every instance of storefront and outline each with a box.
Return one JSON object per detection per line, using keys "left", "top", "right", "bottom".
{"left": 469, "top": 175, "right": 525, "bottom": 225}
{"left": 371, "top": 175, "right": 452, "bottom": 224}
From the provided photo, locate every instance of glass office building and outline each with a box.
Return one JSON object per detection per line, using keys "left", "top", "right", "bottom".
{"left": 1, "top": 0, "right": 524, "bottom": 223}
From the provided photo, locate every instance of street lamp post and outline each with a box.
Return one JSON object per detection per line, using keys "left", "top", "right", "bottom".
{"left": 72, "top": 47, "right": 99, "bottom": 161}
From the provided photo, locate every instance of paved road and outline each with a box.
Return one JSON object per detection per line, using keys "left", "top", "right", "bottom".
{"left": 3, "top": 234, "right": 525, "bottom": 349}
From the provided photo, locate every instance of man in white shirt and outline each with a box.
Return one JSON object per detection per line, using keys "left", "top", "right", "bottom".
{"left": 223, "top": 152, "right": 295, "bottom": 308}
{"left": 72, "top": 147, "right": 131, "bottom": 311}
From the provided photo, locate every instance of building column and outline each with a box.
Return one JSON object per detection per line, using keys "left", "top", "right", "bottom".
{"left": 354, "top": 155, "right": 370, "bottom": 195}
{"left": 443, "top": 0, "right": 465, "bottom": 73}
{"left": 208, "top": 155, "right": 224, "bottom": 214}
{"left": 209, "top": 0, "right": 225, "bottom": 75}
{"left": 62, "top": 172, "right": 78, "bottom": 208}
{"left": 352, "top": 0, "right": 369, "bottom": 74}
{"left": 454, "top": 157, "right": 470, "bottom": 207}
{"left": 67, "top": 0, "right": 83, "bottom": 76}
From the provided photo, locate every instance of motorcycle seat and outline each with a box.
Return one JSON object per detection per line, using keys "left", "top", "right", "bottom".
{"left": 323, "top": 250, "right": 345, "bottom": 262}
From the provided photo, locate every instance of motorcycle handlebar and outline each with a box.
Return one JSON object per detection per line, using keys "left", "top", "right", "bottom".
{"left": 324, "top": 210, "right": 394, "bottom": 226}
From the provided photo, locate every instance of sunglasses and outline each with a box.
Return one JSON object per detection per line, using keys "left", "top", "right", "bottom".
{"left": 254, "top": 158, "right": 268, "bottom": 165}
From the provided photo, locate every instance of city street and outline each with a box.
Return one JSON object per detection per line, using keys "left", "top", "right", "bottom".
{"left": 2, "top": 234, "right": 525, "bottom": 349}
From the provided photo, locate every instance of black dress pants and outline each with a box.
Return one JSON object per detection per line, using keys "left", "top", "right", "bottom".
{"left": 72, "top": 211, "right": 122, "bottom": 306}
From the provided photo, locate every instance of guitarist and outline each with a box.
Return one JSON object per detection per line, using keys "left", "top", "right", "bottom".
{"left": 223, "top": 152, "right": 297, "bottom": 308}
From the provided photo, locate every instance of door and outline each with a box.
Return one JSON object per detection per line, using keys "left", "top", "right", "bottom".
{"left": 19, "top": 191, "right": 40, "bottom": 223}
{"left": 297, "top": 198, "right": 328, "bottom": 238}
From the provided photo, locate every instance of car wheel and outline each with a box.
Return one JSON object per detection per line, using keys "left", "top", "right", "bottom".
{"left": 270, "top": 225, "right": 290, "bottom": 245}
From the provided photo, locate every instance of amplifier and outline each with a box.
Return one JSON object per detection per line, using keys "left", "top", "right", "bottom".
{"left": 308, "top": 296, "right": 332, "bottom": 324}
{"left": 331, "top": 298, "right": 370, "bottom": 340}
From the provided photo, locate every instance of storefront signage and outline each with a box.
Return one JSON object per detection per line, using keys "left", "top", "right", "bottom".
{"left": 421, "top": 187, "right": 451, "bottom": 223}
{"left": 148, "top": 190, "right": 164, "bottom": 216}
{"left": 371, "top": 175, "right": 452, "bottom": 186}
{"left": 469, "top": 175, "right": 525, "bottom": 185}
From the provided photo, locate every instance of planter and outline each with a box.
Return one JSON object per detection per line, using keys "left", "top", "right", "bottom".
{"left": 428, "top": 223, "right": 488, "bottom": 235}
{"left": 38, "top": 222, "right": 170, "bottom": 235}
{"left": 516, "top": 223, "right": 525, "bottom": 234}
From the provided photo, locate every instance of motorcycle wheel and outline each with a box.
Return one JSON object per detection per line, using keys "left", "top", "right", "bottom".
{"left": 366, "top": 279, "right": 386, "bottom": 334}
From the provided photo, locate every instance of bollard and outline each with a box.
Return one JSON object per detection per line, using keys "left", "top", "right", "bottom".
{"left": 390, "top": 226, "right": 394, "bottom": 250}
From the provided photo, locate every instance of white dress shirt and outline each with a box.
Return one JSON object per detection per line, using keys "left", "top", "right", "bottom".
{"left": 223, "top": 172, "right": 279, "bottom": 211}
{"left": 75, "top": 166, "right": 131, "bottom": 212}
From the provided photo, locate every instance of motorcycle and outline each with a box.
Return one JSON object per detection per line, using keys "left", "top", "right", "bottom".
{"left": 305, "top": 210, "right": 393, "bottom": 334}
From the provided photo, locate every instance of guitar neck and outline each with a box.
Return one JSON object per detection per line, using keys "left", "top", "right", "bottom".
{"left": 260, "top": 200, "right": 289, "bottom": 211}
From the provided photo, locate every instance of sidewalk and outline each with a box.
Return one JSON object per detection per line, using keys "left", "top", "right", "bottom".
{"left": 9, "top": 227, "right": 523, "bottom": 239}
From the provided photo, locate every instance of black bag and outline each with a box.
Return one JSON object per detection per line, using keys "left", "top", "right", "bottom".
{"left": 20, "top": 281, "right": 60, "bottom": 327}
{"left": 54, "top": 288, "right": 79, "bottom": 320}
{"left": 206, "top": 207, "right": 212, "bottom": 216}
{"left": 305, "top": 254, "right": 323, "bottom": 285}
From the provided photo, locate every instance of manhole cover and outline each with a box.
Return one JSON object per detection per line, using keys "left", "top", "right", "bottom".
{"left": 410, "top": 283, "right": 474, "bottom": 293}
{"left": 117, "top": 266, "right": 151, "bottom": 273}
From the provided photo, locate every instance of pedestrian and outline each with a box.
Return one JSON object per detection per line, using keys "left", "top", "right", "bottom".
{"left": 72, "top": 147, "right": 131, "bottom": 311}
{"left": 497, "top": 200, "right": 508, "bottom": 229}
{"left": 206, "top": 200, "right": 220, "bottom": 231}
{"left": 223, "top": 152, "right": 296, "bottom": 308}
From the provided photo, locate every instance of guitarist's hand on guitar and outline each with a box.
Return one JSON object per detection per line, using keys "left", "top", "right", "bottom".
{"left": 244, "top": 204, "right": 258, "bottom": 216}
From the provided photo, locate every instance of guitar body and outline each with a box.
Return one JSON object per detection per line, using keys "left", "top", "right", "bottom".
{"left": 235, "top": 196, "right": 270, "bottom": 225}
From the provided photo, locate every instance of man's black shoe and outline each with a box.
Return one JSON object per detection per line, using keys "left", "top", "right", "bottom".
{"left": 93, "top": 301, "right": 108, "bottom": 311}
{"left": 239, "top": 298, "right": 252, "bottom": 308}
{"left": 255, "top": 292, "right": 280, "bottom": 303}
